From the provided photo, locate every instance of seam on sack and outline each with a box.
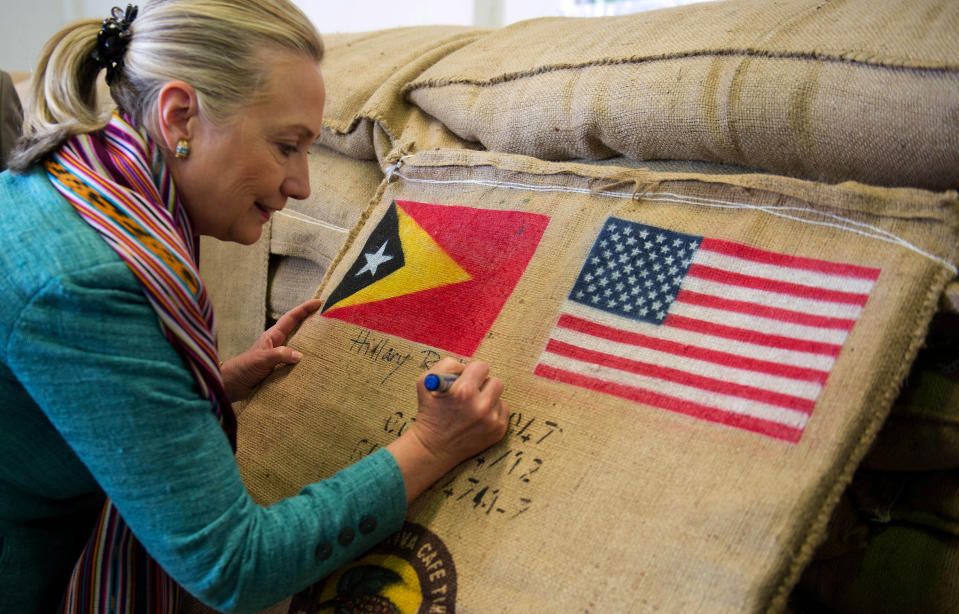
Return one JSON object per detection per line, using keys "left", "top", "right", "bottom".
{"left": 765, "top": 265, "right": 955, "bottom": 613}
{"left": 403, "top": 48, "right": 959, "bottom": 94}
{"left": 322, "top": 31, "right": 492, "bottom": 137}
{"left": 275, "top": 210, "right": 350, "bottom": 233}
{"left": 309, "top": 173, "right": 395, "bottom": 306}
{"left": 322, "top": 107, "right": 400, "bottom": 138}
{"left": 389, "top": 168, "right": 958, "bottom": 274}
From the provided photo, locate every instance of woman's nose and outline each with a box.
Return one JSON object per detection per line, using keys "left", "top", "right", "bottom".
{"left": 281, "top": 154, "right": 311, "bottom": 200}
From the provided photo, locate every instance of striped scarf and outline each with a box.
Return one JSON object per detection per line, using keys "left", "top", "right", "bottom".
{"left": 44, "top": 111, "right": 236, "bottom": 613}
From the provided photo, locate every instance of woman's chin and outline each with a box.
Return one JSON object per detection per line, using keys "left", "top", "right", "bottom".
{"left": 216, "top": 224, "right": 264, "bottom": 245}
{"left": 235, "top": 227, "right": 264, "bottom": 245}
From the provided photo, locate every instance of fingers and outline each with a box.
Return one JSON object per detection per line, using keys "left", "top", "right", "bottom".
{"left": 277, "top": 346, "right": 303, "bottom": 364}
{"left": 296, "top": 298, "right": 325, "bottom": 316}
{"left": 249, "top": 346, "right": 303, "bottom": 374}
{"left": 411, "top": 358, "right": 509, "bottom": 466}
{"left": 478, "top": 373, "right": 504, "bottom": 406}
{"left": 423, "top": 359, "right": 507, "bottom": 427}
{"left": 419, "top": 357, "right": 465, "bottom": 391}
{"left": 423, "top": 359, "right": 506, "bottom": 402}
{"left": 276, "top": 298, "right": 323, "bottom": 332}
{"left": 431, "top": 356, "right": 464, "bottom": 374}
{"left": 458, "top": 360, "right": 490, "bottom": 389}
{"left": 422, "top": 358, "right": 484, "bottom": 384}
{"left": 265, "top": 299, "right": 324, "bottom": 346}
{"left": 455, "top": 363, "right": 506, "bottom": 418}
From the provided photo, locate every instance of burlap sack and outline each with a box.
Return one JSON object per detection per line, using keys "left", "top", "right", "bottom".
{"left": 268, "top": 144, "right": 385, "bottom": 321}
{"left": 201, "top": 230, "right": 271, "bottom": 362}
{"left": 236, "top": 149, "right": 958, "bottom": 613}
{"left": 317, "top": 28, "right": 487, "bottom": 166}
{"left": 200, "top": 144, "right": 386, "bottom": 359}
{"left": 405, "top": 0, "right": 959, "bottom": 191}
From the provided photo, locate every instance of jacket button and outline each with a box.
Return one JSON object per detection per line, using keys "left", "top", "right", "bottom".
{"left": 359, "top": 516, "right": 377, "bottom": 534}
{"left": 338, "top": 527, "right": 355, "bottom": 546}
{"left": 315, "top": 542, "right": 333, "bottom": 561}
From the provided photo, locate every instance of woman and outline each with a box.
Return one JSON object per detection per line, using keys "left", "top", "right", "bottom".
{"left": 0, "top": 2, "right": 508, "bottom": 612}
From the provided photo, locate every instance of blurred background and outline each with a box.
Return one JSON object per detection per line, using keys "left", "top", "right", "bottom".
{"left": 1, "top": 0, "right": 719, "bottom": 74}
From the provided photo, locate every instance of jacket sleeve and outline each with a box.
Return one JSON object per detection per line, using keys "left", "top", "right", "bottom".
{"left": 6, "top": 260, "right": 407, "bottom": 613}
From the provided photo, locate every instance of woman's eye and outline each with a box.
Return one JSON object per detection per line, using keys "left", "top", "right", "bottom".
{"left": 277, "top": 143, "right": 298, "bottom": 157}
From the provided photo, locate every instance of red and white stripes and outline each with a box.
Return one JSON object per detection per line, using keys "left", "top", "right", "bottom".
{"left": 536, "top": 230, "right": 880, "bottom": 443}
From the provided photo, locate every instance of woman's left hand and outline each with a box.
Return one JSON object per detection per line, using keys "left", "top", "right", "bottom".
{"left": 219, "top": 298, "right": 323, "bottom": 402}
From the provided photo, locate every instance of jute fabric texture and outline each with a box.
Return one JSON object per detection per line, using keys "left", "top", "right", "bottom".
{"left": 268, "top": 145, "right": 385, "bottom": 320}
{"left": 405, "top": 0, "right": 959, "bottom": 191}
{"left": 235, "top": 149, "right": 958, "bottom": 613}
{"left": 200, "top": 231, "right": 270, "bottom": 362}
{"left": 317, "top": 28, "right": 487, "bottom": 166}
{"left": 200, "top": 145, "right": 386, "bottom": 359}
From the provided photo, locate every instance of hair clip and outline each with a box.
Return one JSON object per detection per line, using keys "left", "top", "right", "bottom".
{"left": 91, "top": 4, "right": 139, "bottom": 85}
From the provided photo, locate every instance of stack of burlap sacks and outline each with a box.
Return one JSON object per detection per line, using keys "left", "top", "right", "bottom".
{"left": 198, "top": 0, "right": 959, "bottom": 612}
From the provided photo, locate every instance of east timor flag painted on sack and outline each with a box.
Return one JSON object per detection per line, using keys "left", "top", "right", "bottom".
{"left": 323, "top": 200, "right": 550, "bottom": 356}
{"left": 535, "top": 219, "right": 880, "bottom": 443}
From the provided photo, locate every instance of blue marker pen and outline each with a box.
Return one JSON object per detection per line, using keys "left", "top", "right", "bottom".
{"left": 424, "top": 373, "right": 459, "bottom": 393}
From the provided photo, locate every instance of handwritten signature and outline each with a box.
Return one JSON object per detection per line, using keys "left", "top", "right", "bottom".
{"left": 347, "top": 328, "right": 450, "bottom": 384}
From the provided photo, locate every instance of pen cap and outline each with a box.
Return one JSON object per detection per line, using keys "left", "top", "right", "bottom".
{"left": 424, "top": 373, "right": 458, "bottom": 392}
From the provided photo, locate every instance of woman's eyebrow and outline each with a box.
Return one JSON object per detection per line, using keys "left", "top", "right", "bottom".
{"left": 281, "top": 124, "right": 318, "bottom": 141}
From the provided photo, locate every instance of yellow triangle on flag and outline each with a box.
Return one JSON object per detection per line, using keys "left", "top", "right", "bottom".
{"left": 325, "top": 205, "right": 472, "bottom": 311}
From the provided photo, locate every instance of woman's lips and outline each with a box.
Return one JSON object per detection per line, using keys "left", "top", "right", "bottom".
{"left": 255, "top": 202, "right": 271, "bottom": 222}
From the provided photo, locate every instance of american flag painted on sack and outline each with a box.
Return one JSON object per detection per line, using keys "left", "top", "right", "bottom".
{"left": 534, "top": 219, "right": 881, "bottom": 442}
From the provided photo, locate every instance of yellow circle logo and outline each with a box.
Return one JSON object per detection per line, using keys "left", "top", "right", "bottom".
{"left": 290, "top": 522, "right": 457, "bottom": 614}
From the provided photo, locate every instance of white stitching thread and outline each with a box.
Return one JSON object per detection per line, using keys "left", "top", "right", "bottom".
{"left": 384, "top": 154, "right": 414, "bottom": 182}
{"left": 390, "top": 169, "right": 957, "bottom": 274}
{"left": 275, "top": 209, "right": 350, "bottom": 233}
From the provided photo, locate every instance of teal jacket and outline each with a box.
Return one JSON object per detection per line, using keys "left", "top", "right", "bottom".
{"left": 0, "top": 167, "right": 407, "bottom": 613}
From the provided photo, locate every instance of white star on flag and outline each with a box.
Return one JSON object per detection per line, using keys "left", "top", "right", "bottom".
{"left": 355, "top": 241, "right": 394, "bottom": 277}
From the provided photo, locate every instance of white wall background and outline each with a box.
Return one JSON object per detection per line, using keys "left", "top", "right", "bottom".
{"left": 1, "top": 0, "right": 719, "bottom": 73}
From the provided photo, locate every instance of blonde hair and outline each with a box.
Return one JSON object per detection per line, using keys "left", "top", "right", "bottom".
{"left": 9, "top": 0, "right": 323, "bottom": 171}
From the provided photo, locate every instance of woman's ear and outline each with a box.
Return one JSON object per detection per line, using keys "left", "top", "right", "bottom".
{"left": 154, "top": 81, "right": 199, "bottom": 154}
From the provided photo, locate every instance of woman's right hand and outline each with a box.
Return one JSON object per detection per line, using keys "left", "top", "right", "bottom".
{"left": 385, "top": 357, "right": 509, "bottom": 503}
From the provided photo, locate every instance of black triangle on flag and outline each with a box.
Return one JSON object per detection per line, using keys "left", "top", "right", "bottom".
{"left": 322, "top": 202, "right": 405, "bottom": 313}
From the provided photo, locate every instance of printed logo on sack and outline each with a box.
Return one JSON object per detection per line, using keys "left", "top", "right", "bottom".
{"left": 289, "top": 522, "right": 457, "bottom": 614}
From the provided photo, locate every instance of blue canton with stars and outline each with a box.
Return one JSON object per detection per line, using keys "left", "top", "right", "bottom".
{"left": 569, "top": 219, "right": 702, "bottom": 324}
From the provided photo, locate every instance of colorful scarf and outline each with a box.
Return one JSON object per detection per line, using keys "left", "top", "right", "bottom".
{"left": 44, "top": 111, "right": 236, "bottom": 613}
